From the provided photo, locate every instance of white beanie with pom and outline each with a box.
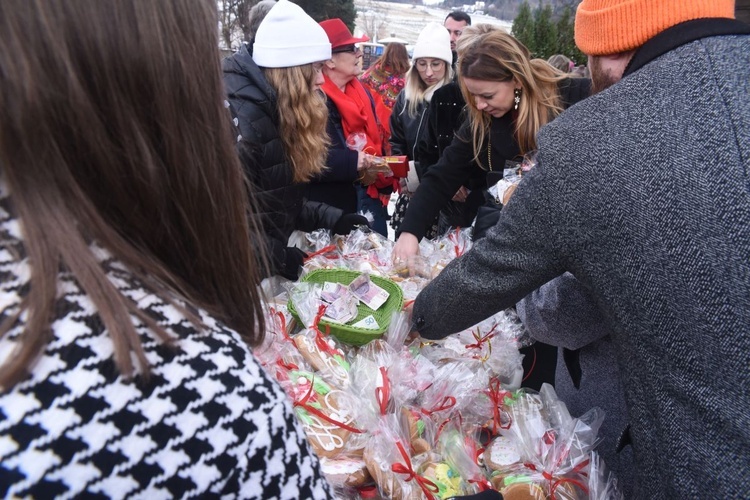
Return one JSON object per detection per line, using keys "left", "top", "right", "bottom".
{"left": 411, "top": 22, "right": 452, "bottom": 65}
{"left": 252, "top": 0, "right": 331, "bottom": 68}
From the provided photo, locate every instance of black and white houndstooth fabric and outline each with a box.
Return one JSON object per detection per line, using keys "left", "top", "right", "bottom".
{"left": 0, "top": 191, "right": 332, "bottom": 499}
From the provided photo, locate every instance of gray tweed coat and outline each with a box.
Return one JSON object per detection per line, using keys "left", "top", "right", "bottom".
{"left": 413, "top": 20, "right": 750, "bottom": 498}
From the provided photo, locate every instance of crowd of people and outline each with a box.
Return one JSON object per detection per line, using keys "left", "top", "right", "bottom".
{"left": 0, "top": 0, "right": 747, "bottom": 497}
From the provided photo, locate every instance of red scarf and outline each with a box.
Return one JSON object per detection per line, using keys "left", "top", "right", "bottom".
{"left": 322, "top": 75, "right": 399, "bottom": 203}
{"left": 322, "top": 75, "right": 384, "bottom": 156}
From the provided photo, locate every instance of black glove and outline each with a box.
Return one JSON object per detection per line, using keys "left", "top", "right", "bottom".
{"left": 280, "top": 247, "right": 307, "bottom": 280}
{"left": 333, "top": 213, "right": 369, "bottom": 235}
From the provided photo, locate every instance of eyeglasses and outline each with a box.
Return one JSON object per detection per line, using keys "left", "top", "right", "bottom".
{"left": 416, "top": 60, "right": 445, "bottom": 71}
{"left": 332, "top": 45, "right": 360, "bottom": 54}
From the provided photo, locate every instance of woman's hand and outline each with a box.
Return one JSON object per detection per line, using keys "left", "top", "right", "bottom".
{"left": 392, "top": 232, "right": 420, "bottom": 264}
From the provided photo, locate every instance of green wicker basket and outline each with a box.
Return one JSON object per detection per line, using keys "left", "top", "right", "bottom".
{"left": 287, "top": 269, "right": 404, "bottom": 346}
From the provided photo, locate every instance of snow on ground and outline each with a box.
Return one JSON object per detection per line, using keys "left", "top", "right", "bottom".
{"left": 354, "top": 0, "right": 512, "bottom": 44}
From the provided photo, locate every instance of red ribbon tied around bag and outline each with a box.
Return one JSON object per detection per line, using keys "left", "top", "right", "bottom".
{"left": 466, "top": 326, "right": 496, "bottom": 351}
{"left": 269, "top": 309, "right": 295, "bottom": 343}
{"left": 293, "top": 378, "right": 362, "bottom": 434}
{"left": 391, "top": 441, "right": 439, "bottom": 500}
{"left": 303, "top": 244, "right": 339, "bottom": 263}
{"left": 449, "top": 228, "right": 466, "bottom": 257}
{"left": 312, "top": 305, "right": 344, "bottom": 359}
{"left": 524, "top": 460, "right": 591, "bottom": 500}
{"left": 421, "top": 396, "right": 456, "bottom": 417}
{"left": 485, "top": 378, "right": 512, "bottom": 434}
{"left": 375, "top": 366, "right": 391, "bottom": 415}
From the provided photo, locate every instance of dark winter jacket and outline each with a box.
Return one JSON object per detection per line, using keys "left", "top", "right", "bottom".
{"left": 306, "top": 98, "right": 360, "bottom": 214}
{"left": 517, "top": 273, "right": 634, "bottom": 497}
{"left": 389, "top": 91, "right": 430, "bottom": 162}
{"left": 223, "top": 44, "right": 342, "bottom": 278}
{"left": 398, "top": 77, "right": 591, "bottom": 240}
{"left": 416, "top": 82, "right": 465, "bottom": 170}
{"left": 413, "top": 20, "right": 750, "bottom": 498}
{"left": 415, "top": 82, "right": 484, "bottom": 228}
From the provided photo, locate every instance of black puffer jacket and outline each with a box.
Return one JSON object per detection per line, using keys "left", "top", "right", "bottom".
{"left": 223, "top": 44, "right": 342, "bottom": 278}
{"left": 415, "top": 82, "right": 485, "bottom": 228}
{"left": 389, "top": 92, "right": 430, "bottom": 163}
{"left": 305, "top": 98, "right": 360, "bottom": 214}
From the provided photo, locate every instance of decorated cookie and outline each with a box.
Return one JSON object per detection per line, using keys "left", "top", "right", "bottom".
{"left": 319, "top": 456, "right": 371, "bottom": 488}
{"left": 484, "top": 435, "right": 522, "bottom": 472}
{"left": 419, "top": 462, "right": 465, "bottom": 499}
{"left": 293, "top": 329, "right": 350, "bottom": 388}
{"left": 291, "top": 372, "right": 359, "bottom": 458}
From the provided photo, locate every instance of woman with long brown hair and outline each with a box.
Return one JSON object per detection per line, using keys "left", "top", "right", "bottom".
{"left": 0, "top": 0, "right": 331, "bottom": 496}
{"left": 393, "top": 29, "right": 590, "bottom": 257}
{"left": 393, "top": 28, "right": 590, "bottom": 392}
{"left": 224, "top": 0, "right": 367, "bottom": 280}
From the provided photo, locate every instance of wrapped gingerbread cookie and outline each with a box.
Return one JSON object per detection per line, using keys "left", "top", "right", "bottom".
{"left": 292, "top": 305, "right": 352, "bottom": 389}
{"left": 289, "top": 370, "right": 362, "bottom": 459}
{"left": 363, "top": 415, "right": 437, "bottom": 500}
{"left": 319, "top": 455, "right": 373, "bottom": 491}
{"left": 434, "top": 423, "right": 492, "bottom": 496}
{"left": 504, "top": 386, "right": 609, "bottom": 500}
{"left": 348, "top": 339, "right": 399, "bottom": 428}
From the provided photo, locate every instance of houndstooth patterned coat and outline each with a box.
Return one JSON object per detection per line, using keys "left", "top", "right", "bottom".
{"left": 0, "top": 189, "right": 332, "bottom": 499}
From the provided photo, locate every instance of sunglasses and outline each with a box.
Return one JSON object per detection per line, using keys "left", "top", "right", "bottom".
{"left": 332, "top": 44, "right": 360, "bottom": 54}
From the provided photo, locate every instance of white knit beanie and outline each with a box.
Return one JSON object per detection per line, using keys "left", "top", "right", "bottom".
{"left": 252, "top": 0, "right": 331, "bottom": 68}
{"left": 411, "top": 22, "right": 452, "bottom": 65}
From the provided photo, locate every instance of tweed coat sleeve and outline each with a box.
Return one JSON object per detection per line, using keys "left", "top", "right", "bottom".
{"left": 412, "top": 160, "right": 568, "bottom": 338}
{"left": 516, "top": 272, "right": 609, "bottom": 350}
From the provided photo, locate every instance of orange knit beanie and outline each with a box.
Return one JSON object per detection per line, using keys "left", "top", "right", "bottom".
{"left": 575, "top": 0, "right": 736, "bottom": 55}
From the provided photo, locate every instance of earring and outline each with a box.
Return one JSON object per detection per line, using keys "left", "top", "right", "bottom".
{"left": 514, "top": 88, "right": 521, "bottom": 110}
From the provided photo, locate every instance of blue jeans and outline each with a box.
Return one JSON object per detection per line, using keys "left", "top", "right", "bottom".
{"left": 356, "top": 185, "right": 388, "bottom": 237}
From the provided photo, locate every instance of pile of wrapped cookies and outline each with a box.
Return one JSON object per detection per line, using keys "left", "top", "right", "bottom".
{"left": 257, "top": 229, "right": 623, "bottom": 499}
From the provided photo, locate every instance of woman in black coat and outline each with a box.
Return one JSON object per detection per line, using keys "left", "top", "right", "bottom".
{"left": 223, "top": 5, "right": 366, "bottom": 279}
{"left": 393, "top": 28, "right": 590, "bottom": 390}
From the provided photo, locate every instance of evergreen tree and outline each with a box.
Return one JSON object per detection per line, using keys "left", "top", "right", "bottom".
{"left": 533, "top": 4, "right": 557, "bottom": 59}
{"left": 293, "top": 0, "right": 357, "bottom": 31}
{"left": 512, "top": 2, "right": 535, "bottom": 55}
{"left": 556, "top": 5, "right": 586, "bottom": 65}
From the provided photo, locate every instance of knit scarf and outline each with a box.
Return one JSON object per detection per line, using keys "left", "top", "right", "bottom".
{"left": 322, "top": 75, "right": 399, "bottom": 204}
{"left": 321, "top": 75, "right": 384, "bottom": 156}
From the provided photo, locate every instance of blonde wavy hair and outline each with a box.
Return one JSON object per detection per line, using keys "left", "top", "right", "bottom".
{"left": 457, "top": 29, "right": 564, "bottom": 167}
{"left": 263, "top": 64, "right": 330, "bottom": 182}
{"left": 402, "top": 59, "right": 453, "bottom": 117}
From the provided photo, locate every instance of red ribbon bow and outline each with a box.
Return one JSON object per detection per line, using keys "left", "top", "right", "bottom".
{"left": 391, "top": 441, "right": 440, "bottom": 500}
{"left": 466, "top": 326, "right": 496, "bottom": 350}
{"left": 293, "top": 378, "right": 362, "bottom": 434}
{"left": 485, "top": 378, "right": 512, "bottom": 434}
{"left": 421, "top": 396, "right": 456, "bottom": 416}
{"left": 524, "top": 460, "right": 591, "bottom": 500}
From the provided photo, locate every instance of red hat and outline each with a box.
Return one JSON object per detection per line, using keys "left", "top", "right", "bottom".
{"left": 319, "top": 19, "right": 369, "bottom": 49}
